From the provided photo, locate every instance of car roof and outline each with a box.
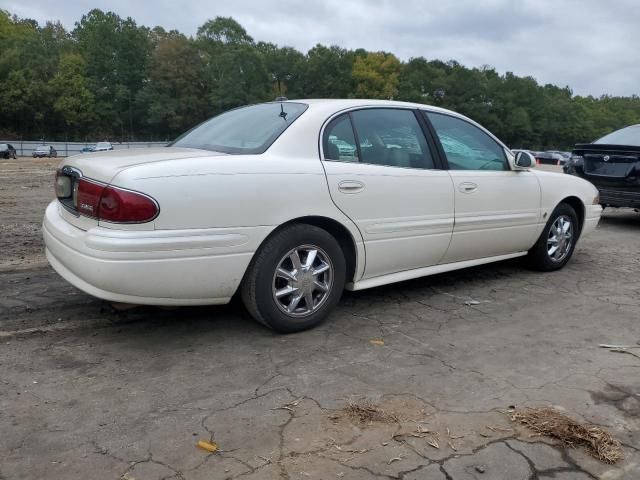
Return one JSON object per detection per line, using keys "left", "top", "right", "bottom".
{"left": 263, "top": 98, "right": 511, "bottom": 158}
{"left": 282, "top": 98, "right": 506, "bottom": 148}
{"left": 282, "top": 99, "right": 494, "bottom": 134}
{"left": 285, "top": 98, "right": 454, "bottom": 114}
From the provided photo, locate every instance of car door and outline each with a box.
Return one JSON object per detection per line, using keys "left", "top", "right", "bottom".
{"left": 321, "top": 108, "right": 454, "bottom": 280}
{"left": 424, "top": 111, "right": 541, "bottom": 263}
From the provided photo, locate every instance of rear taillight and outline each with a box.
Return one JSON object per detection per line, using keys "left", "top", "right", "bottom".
{"left": 76, "top": 179, "right": 104, "bottom": 218}
{"left": 98, "top": 186, "right": 158, "bottom": 223}
{"left": 60, "top": 177, "right": 158, "bottom": 223}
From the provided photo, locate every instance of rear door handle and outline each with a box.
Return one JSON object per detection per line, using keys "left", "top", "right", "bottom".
{"left": 338, "top": 180, "right": 365, "bottom": 194}
{"left": 459, "top": 182, "right": 478, "bottom": 194}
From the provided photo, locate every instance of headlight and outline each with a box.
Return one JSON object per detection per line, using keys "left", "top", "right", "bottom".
{"left": 593, "top": 193, "right": 600, "bottom": 205}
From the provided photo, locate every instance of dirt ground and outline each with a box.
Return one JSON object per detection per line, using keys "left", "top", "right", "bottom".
{"left": 1, "top": 157, "right": 639, "bottom": 479}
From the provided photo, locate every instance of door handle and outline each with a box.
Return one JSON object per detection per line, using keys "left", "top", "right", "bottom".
{"left": 338, "top": 180, "right": 365, "bottom": 194}
{"left": 459, "top": 182, "right": 478, "bottom": 194}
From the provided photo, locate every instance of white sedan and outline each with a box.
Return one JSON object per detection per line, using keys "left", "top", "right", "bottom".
{"left": 43, "top": 99, "right": 601, "bottom": 332}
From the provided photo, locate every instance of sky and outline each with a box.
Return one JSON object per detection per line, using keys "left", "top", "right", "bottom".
{"left": 3, "top": 0, "right": 639, "bottom": 97}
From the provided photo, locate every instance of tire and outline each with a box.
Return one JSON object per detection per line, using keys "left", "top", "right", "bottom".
{"left": 526, "top": 203, "right": 580, "bottom": 271}
{"left": 241, "top": 224, "right": 346, "bottom": 333}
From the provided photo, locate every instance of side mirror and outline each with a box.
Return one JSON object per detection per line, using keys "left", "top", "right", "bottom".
{"left": 514, "top": 151, "right": 535, "bottom": 169}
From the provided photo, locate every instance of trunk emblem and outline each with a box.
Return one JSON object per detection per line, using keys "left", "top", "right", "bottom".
{"left": 603, "top": 155, "right": 610, "bottom": 162}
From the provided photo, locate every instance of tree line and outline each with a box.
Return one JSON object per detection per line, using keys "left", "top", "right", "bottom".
{"left": 1, "top": 9, "right": 639, "bottom": 149}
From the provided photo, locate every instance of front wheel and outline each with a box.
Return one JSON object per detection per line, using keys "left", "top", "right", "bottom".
{"left": 526, "top": 203, "right": 579, "bottom": 271}
{"left": 241, "top": 224, "right": 346, "bottom": 333}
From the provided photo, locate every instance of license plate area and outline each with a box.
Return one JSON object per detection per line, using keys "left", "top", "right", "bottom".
{"left": 584, "top": 154, "right": 636, "bottom": 178}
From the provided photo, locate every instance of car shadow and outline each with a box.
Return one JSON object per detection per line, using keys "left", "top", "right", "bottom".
{"left": 600, "top": 208, "right": 640, "bottom": 228}
{"left": 89, "top": 258, "right": 526, "bottom": 339}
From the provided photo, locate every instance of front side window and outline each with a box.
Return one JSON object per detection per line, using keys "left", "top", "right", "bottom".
{"left": 172, "top": 102, "right": 308, "bottom": 154}
{"left": 426, "top": 112, "right": 508, "bottom": 171}
{"left": 350, "top": 109, "right": 435, "bottom": 169}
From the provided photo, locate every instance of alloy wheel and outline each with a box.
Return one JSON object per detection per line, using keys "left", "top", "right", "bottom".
{"left": 547, "top": 215, "right": 573, "bottom": 262}
{"left": 271, "top": 244, "right": 333, "bottom": 317}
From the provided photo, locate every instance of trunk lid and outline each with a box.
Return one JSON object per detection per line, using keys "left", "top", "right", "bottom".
{"left": 573, "top": 143, "right": 640, "bottom": 180}
{"left": 60, "top": 147, "right": 221, "bottom": 183}
{"left": 54, "top": 147, "right": 223, "bottom": 231}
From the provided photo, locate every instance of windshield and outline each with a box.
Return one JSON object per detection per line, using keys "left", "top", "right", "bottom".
{"left": 171, "top": 102, "right": 308, "bottom": 154}
{"left": 594, "top": 125, "right": 640, "bottom": 146}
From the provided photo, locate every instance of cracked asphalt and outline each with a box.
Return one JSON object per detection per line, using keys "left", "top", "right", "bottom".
{"left": 1, "top": 158, "right": 639, "bottom": 479}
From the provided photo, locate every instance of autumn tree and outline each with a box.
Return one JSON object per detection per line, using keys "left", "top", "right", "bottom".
{"left": 351, "top": 52, "right": 401, "bottom": 99}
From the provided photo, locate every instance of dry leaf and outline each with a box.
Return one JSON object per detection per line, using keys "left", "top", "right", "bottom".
{"left": 369, "top": 338, "right": 385, "bottom": 346}
{"left": 196, "top": 440, "right": 218, "bottom": 453}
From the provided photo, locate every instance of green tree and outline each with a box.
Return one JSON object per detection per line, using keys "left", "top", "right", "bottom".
{"left": 1, "top": 9, "right": 640, "bottom": 147}
{"left": 73, "top": 9, "right": 151, "bottom": 139}
{"left": 303, "top": 45, "right": 355, "bottom": 98}
{"left": 196, "top": 17, "right": 270, "bottom": 113}
{"left": 49, "top": 53, "right": 95, "bottom": 136}
{"left": 136, "top": 30, "right": 208, "bottom": 138}
{"left": 257, "top": 42, "right": 306, "bottom": 98}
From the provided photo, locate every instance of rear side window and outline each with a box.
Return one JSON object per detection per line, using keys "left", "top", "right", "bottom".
{"left": 426, "top": 112, "right": 507, "bottom": 171}
{"left": 594, "top": 125, "right": 640, "bottom": 146}
{"left": 172, "top": 102, "right": 308, "bottom": 154}
{"left": 350, "top": 109, "right": 435, "bottom": 169}
{"left": 323, "top": 115, "right": 359, "bottom": 162}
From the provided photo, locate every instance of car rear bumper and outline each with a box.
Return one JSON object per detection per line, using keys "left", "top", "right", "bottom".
{"left": 43, "top": 201, "right": 266, "bottom": 305}
{"left": 598, "top": 188, "right": 640, "bottom": 208}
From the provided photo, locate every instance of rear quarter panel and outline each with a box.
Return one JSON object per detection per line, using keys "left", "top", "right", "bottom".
{"left": 108, "top": 153, "right": 366, "bottom": 278}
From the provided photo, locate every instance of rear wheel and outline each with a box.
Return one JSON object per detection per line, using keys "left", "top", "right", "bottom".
{"left": 241, "top": 224, "right": 346, "bottom": 333}
{"left": 527, "top": 203, "right": 579, "bottom": 271}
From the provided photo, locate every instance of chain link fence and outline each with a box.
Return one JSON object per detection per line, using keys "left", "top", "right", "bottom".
{"left": 1, "top": 140, "right": 169, "bottom": 157}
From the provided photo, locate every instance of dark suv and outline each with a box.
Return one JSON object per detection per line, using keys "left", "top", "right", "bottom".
{"left": 564, "top": 124, "right": 640, "bottom": 208}
{"left": 0, "top": 143, "right": 17, "bottom": 159}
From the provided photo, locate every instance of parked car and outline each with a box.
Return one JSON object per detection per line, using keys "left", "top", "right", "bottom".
{"left": 93, "top": 142, "right": 114, "bottom": 152}
{"left": 43, "top": 100, "right": 601, "bottom": 332}
{"left": 0, "top": 143, "right": 17, "bottom": 159}
{"left": 328, "top": 137, "right": 357, "bottom": 159}
{"left": 533, "top": 151, "right": 565, "bottom": 165}
{"left": 32, "top": 145, "right": 57, "bottom": 158}
{"left": 80, "top": 145, "right": 96, "bottom": 153}
{"left": 565, "top": 124, "right": 640, "bottom": 208}
{"left": 547, "top": 150, "right": 572, "bottom": 165}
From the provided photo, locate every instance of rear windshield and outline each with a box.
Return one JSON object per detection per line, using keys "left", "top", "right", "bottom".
{"left": 171, "top": 102, "right": 308, "bottom": 154}
{"left": 594, "top": 125, "right": 640, "bottom": 146}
